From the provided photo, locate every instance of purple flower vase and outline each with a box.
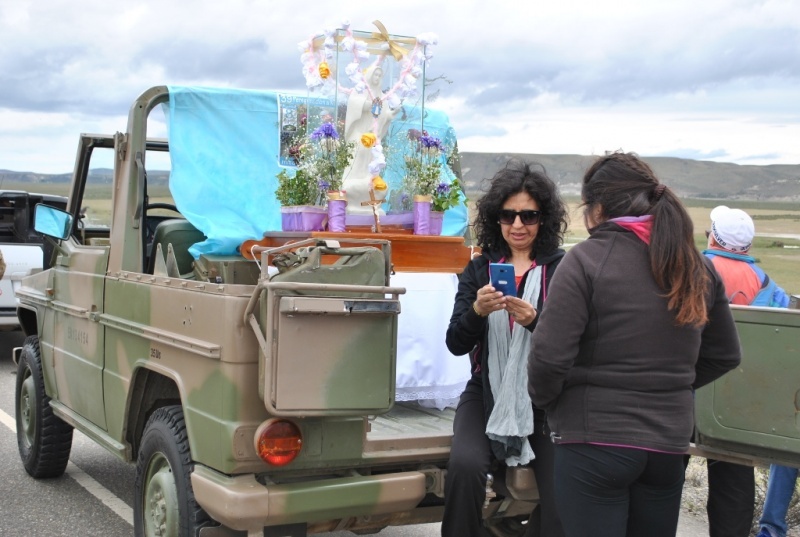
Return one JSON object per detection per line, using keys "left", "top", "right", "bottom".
{"left": 327, "top": 192, "right": 347, "bottom": 232}
{"left": 429, "top": 211, "right": 444, "bottom": 235}
{"left": 413, "top": 196, "right": 432, "bottom": 235}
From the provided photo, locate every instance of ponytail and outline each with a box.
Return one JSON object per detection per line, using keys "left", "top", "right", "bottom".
{"left": 649, "top": 188, "right": 709, "bottom": 326}
{"left": 583, "top": 152, "right": 709, "bottom": 326}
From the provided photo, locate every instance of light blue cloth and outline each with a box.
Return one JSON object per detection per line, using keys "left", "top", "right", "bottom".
{"left": 382, "top": 104, "right": 468, "bottom": 236}
{"left": 166, "top": 85, "right": 468, "bottom": 258}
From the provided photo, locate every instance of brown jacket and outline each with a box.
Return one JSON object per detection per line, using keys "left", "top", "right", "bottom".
{"left": 528, "top": 222, "right": 741, "bottom": 453}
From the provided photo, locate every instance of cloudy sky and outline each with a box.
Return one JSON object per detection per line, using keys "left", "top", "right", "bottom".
{"left": 1, "top": 0, "right": 798, "bottom": 174}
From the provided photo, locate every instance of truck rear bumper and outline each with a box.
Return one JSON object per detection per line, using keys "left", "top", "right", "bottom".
{"left": 191, "top": 465, "right": 427, "bottom": 532}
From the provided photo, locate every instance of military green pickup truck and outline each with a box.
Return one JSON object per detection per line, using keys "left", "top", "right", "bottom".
{"left": 12, "top": 85, "right": 800, "bottom": 537}
{"left": 12, "top": 86, "right": 536, "bottom": 537}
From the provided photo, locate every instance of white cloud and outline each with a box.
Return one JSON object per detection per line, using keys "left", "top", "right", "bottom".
{"left": 0, "top": 0, "right": 798, "bottom": 173}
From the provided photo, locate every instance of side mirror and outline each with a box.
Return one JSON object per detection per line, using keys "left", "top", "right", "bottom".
{"left": 34, "top": 204, "right": 73, "bottom": 240}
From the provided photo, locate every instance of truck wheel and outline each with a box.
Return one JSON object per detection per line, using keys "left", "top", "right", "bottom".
{"left": 134, "top": 405, "right": 211, "bottom": 537}
{"left": 15, "top": 335, "right": 74, "bottom": 478}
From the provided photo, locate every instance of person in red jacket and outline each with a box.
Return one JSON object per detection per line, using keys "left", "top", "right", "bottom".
{"left": 702, "top": 205, "right": 790, "bottom": 537}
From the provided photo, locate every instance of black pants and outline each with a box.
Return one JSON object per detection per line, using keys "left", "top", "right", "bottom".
{"left": 706, "top": 459, "right": 755, "bottom": 537}
{"left": 553, "top": 443, "right": 685, "bottom": 537}
{"left": 441, "top": 379, "right": 564, "bottom": 537}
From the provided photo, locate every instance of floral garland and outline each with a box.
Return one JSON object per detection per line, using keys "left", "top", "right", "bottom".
{"left": 298, "top": 20, "right": 438, "bottom": 196}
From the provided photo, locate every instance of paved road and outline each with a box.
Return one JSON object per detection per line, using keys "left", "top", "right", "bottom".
{"left": 0, "top": 330, "right": 709, "bottom": 536}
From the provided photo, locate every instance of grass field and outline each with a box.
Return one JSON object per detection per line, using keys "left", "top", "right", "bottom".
{"left": 6, "top": 180, "right": 799, "bottom": 295}
{"left": 563, "top": 199, "right": 800, "bottom": 296}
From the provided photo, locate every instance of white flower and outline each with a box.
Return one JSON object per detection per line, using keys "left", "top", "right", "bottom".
{"left": 368, "top": 160, "right": 385, "bottom": 177}
{"left": 386, "top": 94, "right": 401, "bottom": 110}
{"left": 416, "top": 32, "right": 439, "bottom": 46}
{"left": 341, "top": 36, "right": 355, "bottom": 52}
{"left": 368, "top": 145, "right": 386, "bottom": 176}
{"left": 345, "top": 61, "right": 360, "bottom": 76}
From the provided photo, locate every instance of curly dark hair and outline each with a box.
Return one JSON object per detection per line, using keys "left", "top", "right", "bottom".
{"left": 474, "top": 160, "right": 569, "bottom": 259}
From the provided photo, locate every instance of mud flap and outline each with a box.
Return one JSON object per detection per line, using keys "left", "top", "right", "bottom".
{"left": 198, "top": 524, "right": 308, "bottom": 537}
{"left": 198, "top": 524, "right": 246, "bottom": 536}
{"left": 262, "top": 523, "right": 307, "bottom": 536}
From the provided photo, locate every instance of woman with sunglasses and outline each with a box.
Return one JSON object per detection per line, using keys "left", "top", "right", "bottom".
{"left": 442, "top": 160, "right": 569, "bottom": 537}
{"left": 528, "top": 152, "right": 742, "bottom": 537}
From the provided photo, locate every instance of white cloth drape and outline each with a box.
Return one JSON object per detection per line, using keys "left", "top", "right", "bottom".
{"left": 391, "top": 272, "right": 471, "bottom": 410}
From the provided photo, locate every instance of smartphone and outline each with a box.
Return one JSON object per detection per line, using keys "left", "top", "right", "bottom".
{"left": 489, "top": 263, "right": 516, "bottom": 296}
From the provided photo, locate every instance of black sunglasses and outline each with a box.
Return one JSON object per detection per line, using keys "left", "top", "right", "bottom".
{"left": 498, "top": 209, "right": 541, "bottom": 226}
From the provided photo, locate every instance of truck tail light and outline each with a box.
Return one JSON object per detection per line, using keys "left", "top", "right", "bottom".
{"left": 254, "top": 419, "right": 302, "bottom": 466}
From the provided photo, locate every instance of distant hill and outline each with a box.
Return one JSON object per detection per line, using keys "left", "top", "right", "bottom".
{"left": 459, "top": 153, "right": 800, "bottom": 201}
{"left": 2, "top": 154, "right": 799, "bottom": 201}
{"left": 0, "top": 168, "right": 169, "bottom": 186}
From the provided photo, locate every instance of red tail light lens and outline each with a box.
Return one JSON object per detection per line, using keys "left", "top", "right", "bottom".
{"left": 254, "top": 419, "right": 302, "bottom": 466}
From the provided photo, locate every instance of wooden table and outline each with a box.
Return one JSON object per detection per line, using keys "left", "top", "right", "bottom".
{"left": 241, "top": 230, "right": 478, "bottom": 273}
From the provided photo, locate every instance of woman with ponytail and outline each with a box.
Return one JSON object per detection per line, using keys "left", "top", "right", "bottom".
{"left": 527, "top": 151, "right": 742, "bottom": 537}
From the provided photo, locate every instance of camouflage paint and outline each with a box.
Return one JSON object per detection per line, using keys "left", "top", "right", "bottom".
{"left": 50, "top": 242, "right": 109, "bottom": 427}
{"left": 17, "top": 86, "right": 518, "bottom": 533}
{"left": 265, "top": 293, "right": 399, "bottom": 414}
{"left": 190, "top": 466, "right": 426, "bottom": 531}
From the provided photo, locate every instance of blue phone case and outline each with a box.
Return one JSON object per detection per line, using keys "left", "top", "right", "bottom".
{"left": 489, "top": 263, "right": 516, "bottom": 296}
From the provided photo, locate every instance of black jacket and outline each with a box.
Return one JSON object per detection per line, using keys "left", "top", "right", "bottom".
{"left": 446, "top": 247, "right": 565, "bottom": 419}
{"left": 528, "top": 222, "right": 741, "bottom": 452}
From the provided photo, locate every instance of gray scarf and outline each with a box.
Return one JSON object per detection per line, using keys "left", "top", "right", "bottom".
{"left": 485, "top": 265, "right": 541, "bottom": 466}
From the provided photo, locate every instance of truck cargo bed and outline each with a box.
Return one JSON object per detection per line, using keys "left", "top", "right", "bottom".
{"left": 365, "top": 402, "right": 455, "bottom": 461}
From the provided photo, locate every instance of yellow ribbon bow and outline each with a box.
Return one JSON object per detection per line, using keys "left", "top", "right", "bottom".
{"left": 371, "top": 20, "right": 407, "bottom": 62}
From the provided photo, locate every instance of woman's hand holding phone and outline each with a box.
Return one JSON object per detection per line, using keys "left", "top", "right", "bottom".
{"left": 505, "top": 296, "right": 537, "bottom": 326}
{"left": 474, "top": 283, "right": 505, "bottom": 317}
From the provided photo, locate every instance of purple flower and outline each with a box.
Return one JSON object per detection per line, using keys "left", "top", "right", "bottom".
{"left": 310, "top": 122, "right": 339, "bottom": 141}
{"left": 419, "top": 135, "right": 443, "bottom": 150}
{"left": 435, "top": 182, "right": 451, "bottom": 196}
{"left": 318, "top": 179, "right": 331, "bottom": 190}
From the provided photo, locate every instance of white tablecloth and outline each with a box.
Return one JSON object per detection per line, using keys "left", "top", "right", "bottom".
{"left": 391, "top": 272, "right": 472, "bottom": 410}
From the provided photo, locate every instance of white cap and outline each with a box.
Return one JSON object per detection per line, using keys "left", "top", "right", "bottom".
{"left": 710, "top": 205, "right": 754, "bottom": 253}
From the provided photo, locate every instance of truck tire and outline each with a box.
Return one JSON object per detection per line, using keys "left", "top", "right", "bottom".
{"left": 134, "top": 405, "right": 212, "bottom": 537}
{"left": 15, "top": 335, "right": 74, "bottom": 478}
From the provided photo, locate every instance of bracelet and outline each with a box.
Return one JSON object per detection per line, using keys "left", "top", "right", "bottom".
{"left": 473, "top": 301, "right": 485, "bottom": 317}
